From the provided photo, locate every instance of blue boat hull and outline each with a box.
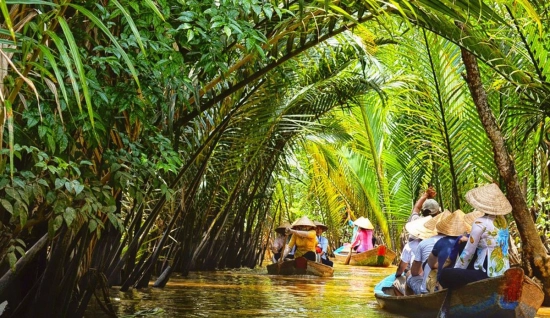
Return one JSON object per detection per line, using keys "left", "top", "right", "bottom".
{"left": 374, "top": 268, "right": 543, "bottom": 318}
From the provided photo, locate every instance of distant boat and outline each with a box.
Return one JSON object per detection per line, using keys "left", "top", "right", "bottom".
{"left": 334, "top": 245, "right": 396, "bottom": 267}
{"left": 266, "top": 258, "right": 334, "bottom": 277}
{"left": 374, "top": 267, "right": 544, "bottom": 318}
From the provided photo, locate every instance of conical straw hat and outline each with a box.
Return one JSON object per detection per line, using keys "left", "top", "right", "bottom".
{"left": 465, "top": 183, "right": 512, "bottom": 215}
{"left": 405, "top": 216, "right": 436, "bottom": 240}
{"left": 424, "top": 210, "right": 451, "bottom": 231}
{"left": 354, "top": 217, "right": 374, "bottom": 230}
{"left": 275, "top": 222, "right": 291, "bottom": 234}
{"left": 291, "top": 216, "right": 316, "bottom": 229}
{"left": 435, "top": 210, "right": 469, "bottom": 236}
{"left": 464, "top": 211, "right": 484, "bottom": 227}
{"left": 314, "top": 221, "right": 328, "bottom": 231}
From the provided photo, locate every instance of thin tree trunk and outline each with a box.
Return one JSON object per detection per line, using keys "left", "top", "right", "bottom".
{"left": 460, "top": 42, "right": 550, "bottom": 304}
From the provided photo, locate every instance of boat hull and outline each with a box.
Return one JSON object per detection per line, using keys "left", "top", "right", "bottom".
{"left": 266, "top": 259, "right": 334, "bottom": 277}
{"left": 374, "top": 267, "right": 544, "bottom": 318}
{"left": 334, "top": 245, "right": 396, "bottom": 267}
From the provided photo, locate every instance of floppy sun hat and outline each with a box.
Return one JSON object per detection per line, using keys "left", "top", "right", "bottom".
{"left": 435, "top": 210, "right": 469, "bottom": 236}
{"left": 465, "top": 183, "right": 512, "bottom": 215}
{"left": 405, "top": 216, "right": 436, "bottom": 240}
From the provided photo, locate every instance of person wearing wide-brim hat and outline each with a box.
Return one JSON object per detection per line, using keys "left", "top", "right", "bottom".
{"left": 439, "top": 183, "right": 513, "bottom": 290}
{"left": 425, "top": 210, "right": 472, "bottom": 292}
{"left": 271, "top": 222, "right": 291, "bottom": 262}
{"left": 406, "top": 213, "right": 447, "bottom": 295}
{"left": 404, "top": 186, "right": 441, "bottom": 241}
{"left": 350, "top": 217, "right": 375, "bottom": 253}
{"left": 393, "top": 216, "right": 435, "bottom": 295}
{"left": 314, "top": 221, "right": 333, "bottom": 267}
{"left": 281, "top": 216, "right": 318, "bottom": 262}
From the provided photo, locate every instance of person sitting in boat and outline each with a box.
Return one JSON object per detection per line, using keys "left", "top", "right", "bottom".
{"left": 350, "top": 217, "right": 375, "bottom": 253}
{"left": 425, "top": 210, "right": 473, "bottom": 292}
{"left": 272, "top": 222, "right": 291, "bottom": 262}
{"left": 393, "top": 216, "right": 434, "bottom": 295}
{"left": 406, "top": 210, "right": 449, "bottom": 294}
{"left": 282, "top": 216, "right": 318, "bottom": 262}
{"left": 401, "top": 186, "right": 441, "bottom": 246}
{"left": 439, "top": 183, "right": 512, "bottom": 289}
{"left": 430, "top": 210, "right": 484, "bottom": 289}
{"left": 314, "top": 221, "right": 334, "bottom": 267}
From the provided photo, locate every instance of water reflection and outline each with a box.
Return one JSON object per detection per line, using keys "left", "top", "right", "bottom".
{"left": 85, "top": 264, "right": 550, "bottom": 318}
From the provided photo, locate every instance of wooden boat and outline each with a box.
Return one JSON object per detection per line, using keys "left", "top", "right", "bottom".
{"left": 334, "top": 245, "right": 396, "bottom": 267}
{"left": 266, "top": 258, "right": 334, "bottom": 277}
{"left": 374, "top": 267, "right": 544, "bottom": 318}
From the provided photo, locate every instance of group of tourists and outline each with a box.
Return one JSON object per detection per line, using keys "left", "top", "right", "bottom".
{"left": 271, "top": 216, "right": 334, "bottom": 267}
{"left": 393, "top": 183, "right": 512, "bottom": 295}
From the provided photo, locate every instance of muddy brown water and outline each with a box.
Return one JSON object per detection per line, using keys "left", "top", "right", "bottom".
{"left": 85, "top": 264, "right": 550, "bottom": 317}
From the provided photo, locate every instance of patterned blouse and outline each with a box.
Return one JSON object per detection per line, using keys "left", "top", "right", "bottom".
{"left": 454, "top": 215, "right": 509, "bottom": 277}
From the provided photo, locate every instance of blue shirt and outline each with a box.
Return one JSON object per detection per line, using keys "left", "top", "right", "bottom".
{"left": 431, "top": 236, "right": 458, "bottom": 281}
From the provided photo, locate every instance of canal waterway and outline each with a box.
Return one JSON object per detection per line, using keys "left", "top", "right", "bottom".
{"left": 86, "top": 263, "right": 550, "bottom": 317}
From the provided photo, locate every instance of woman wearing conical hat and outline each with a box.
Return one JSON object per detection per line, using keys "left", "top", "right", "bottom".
{"left": 439, "top": 183, "right": 513, "bottom": 290}
{"left": 271, "top": 222, "right": 291, "bottom": 262}
{"left": 282, "top": 216, "right": 318, "bottom": 262}
{"left": 425, "top": 210, "right": 471, "bottom": 292}
{"left": 350, "top": 217, "right": 375, "bottom": 253}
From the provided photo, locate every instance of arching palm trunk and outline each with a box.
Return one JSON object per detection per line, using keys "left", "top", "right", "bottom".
{"left": 461, "top": 43, "right": 550, "bottom": 304}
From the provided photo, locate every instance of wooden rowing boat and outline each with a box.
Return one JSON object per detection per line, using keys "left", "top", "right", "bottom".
{"left": 334, "top": 245, "right": 396, "bottom": 267}
{"left": 266, "top": 258, "right": 334, "bottom": 277}
{"left": 374, "top": 267, "right": 544, "bottom": 318}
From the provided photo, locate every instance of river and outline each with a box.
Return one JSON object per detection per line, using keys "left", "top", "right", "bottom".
{"left": 86, "top": 264, "right": 550, "bottom": 317}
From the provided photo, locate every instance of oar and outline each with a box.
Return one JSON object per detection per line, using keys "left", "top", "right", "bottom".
{"left": 344, "top": 246, "right": 354, "bottom": 265}
{"left": 277, "top": 235, "right": 289, "bottom": 274}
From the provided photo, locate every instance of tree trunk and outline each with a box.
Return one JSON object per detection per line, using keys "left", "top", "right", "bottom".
{"left": 460, "top": 45, "right": 550, "bottom": 304}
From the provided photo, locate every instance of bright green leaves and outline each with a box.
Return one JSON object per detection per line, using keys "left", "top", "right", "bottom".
{"left": 5, "top": 239, "right": 26, "bottom": 272}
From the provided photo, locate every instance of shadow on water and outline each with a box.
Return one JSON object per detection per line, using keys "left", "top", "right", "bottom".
{"left": 85, "top": 264, "right": 550, "bottom": 318}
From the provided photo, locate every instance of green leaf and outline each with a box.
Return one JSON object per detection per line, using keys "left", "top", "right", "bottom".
{"left": 143, "top": 0, "right": 165, "bottom": 21}
{"left": 74, "top": 182, "right": 84, "bottom": 195}
{"left": 53, "top": 215, "right": 63, "bottom": 232}
{"left": 38, "top": 44, "right": 69, "bottom": 111}
{"left": 8, "top": 252, "right": 16, "bottom": 271}
{"left": 111, "top": 0, "right": 146, "bottom": 56}
{"left": 68, "top": 4, "right": 141, "bottom": 91}
{"left": 0, "top": 0, "right": 15, "bottom": 42}
{"left": 19, "top": 209, "right": 27, "bottom": 227}
{"left": 88, "top": 219, "right": 98, "bottom": 232}
{"left": 45, "top": 31, "right": 81, "bottom": 114}
{"left": 64, "top": 207, "right": 76, "bottom": 227}
{"left": 1, "top": 199, "right": 13, "bottom": 214}
{"left": 58, "top": 17, "right": 95, "bottom": 130}
{"left": 15, "top": 246, "right": 25, "bottom": 257}
{"left": 55, "top": 178, "right": 64, "bottom": 190}
{"left": 187, "top": 29, "right": 194, "bottom": 42}
{"left": 223, "top": 26, "right": 231, "bottom": 37}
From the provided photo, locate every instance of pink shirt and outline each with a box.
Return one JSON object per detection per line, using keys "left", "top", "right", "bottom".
{"left": 352, "top": 229, "right": 373, "bottom": 253}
